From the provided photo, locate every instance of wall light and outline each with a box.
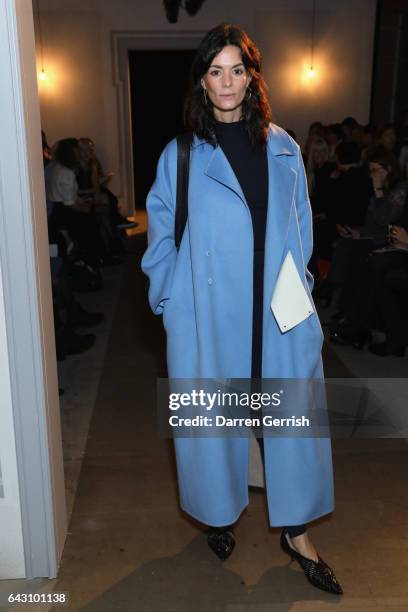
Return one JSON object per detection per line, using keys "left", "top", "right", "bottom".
{"left": 305, "top": 0, "right": 317, "bottom": 82}
{"left": 307, "top": 66, "right": 316, "bottom": 79}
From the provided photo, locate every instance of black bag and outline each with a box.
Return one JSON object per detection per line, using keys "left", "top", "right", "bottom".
{"left": 175, "top": 132, "right": 193, "bottom": 250}
{"left": 145, "top": 132, "right": 193, "bottom": 300}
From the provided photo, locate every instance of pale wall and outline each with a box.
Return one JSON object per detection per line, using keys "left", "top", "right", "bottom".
{"left": 34, "top": 0, "right": 377, "bottom": 209}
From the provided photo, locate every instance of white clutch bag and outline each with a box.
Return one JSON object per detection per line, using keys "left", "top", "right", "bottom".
{"left": 271, "top": 250, "right": 315, "bottom": 332}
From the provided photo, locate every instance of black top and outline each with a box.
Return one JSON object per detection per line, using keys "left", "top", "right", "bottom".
{"left": 214, "top": 119, "right": 269, "bottom": 378}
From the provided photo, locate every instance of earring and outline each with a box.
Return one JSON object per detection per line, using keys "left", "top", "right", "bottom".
{"left": 202, "top": 87, "right": 208, "bottom": 106}
{"left": 246, "top": 87, "right": 253, "bottom": 100}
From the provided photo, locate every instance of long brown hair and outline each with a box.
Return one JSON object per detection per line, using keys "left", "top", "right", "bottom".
{"left": 183, "top": 23, "right": 272, "bottom": 151}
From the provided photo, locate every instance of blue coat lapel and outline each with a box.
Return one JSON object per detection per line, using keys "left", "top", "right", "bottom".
{"left": 264, "top": 152, "right": 298, "bottom": 307}
{"left": 194, "top": 124, "right": 298, "bottom": 304}
{"left": 204, "top": 145, "right": 247, "bottom": 206}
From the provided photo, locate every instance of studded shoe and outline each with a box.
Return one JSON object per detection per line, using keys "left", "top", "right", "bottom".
{"left": 280, "top": 528, "right": 343, "bottom": 595}
{"left": 206, "top": 526, "right": 235, "bottom": 560}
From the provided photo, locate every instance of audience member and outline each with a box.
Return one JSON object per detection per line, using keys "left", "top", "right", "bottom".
{"left": 326, "top": 123, "right": 343, "bottom": 162}
{"left": 368, "top": 230, "right": 408, "bottom": 356}
{"left": 350, "top": 123, "right": 365, "bottom": 150}
{"left": 328, "top": 148, "right": 408, "bottom": 347}
{"left": 309, "top": 141, "right": 371, "bottom": 280}
{"left": 303, "top": 121, "right": 325, "bottom": 164}
{"left": 330, "top": 191, "right": 408, "bottom": 351}
{"left": 378, "top": 123, "right": 398, "bottom": 156}
{"left": 306, "top": 138, "right": 333, "bottom": 196}
{"left": 42, "top": 132, "right": 106, "bottom": 363}
{"left": 361, "top": 124, "right": 376, "bottom": 163}
{"left": 340, "top": 116, "right": 358, "bottom": 142}
{"left": 45, "top": 138, "right": 107, "bottom": 268}
{"left": 327, "top": 141, "right": 370, "bottom": 227}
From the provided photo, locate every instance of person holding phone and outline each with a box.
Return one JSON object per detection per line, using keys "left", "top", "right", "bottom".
{"left": 330, "top": 160, "right": 408, "bottom": 348}
{"left": 367, "top": 222, "right": 408, "bottom": 356}
{"left": 316, "top": 145, "right": 404, "bottom": 310}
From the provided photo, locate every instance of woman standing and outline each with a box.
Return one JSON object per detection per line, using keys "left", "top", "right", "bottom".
{"left": 142, "top": 23, "right": 342, "bottom": 596}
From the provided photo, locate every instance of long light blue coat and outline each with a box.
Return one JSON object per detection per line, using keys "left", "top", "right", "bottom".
{"left": 141, "top": 123, "right": 334, "bottom": 527}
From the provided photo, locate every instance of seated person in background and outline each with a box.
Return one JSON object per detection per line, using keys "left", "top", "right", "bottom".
{"left": 361, "top": 124, "right": 376, "bottom": 163}
{"left": 303, "top": 121, "right": 325, "bottom": 166}
{"left": 326, "top": 123, "right": 343, "bottom": 163}
{"left": 306, "top": 138, "right": 336, "bottom": 202}
{"left": 329, "top": 170, "right": 408, "bottom": 348}
{"left": 42, "top": 130, "right": 52, "bottom": 167}
{"left": 78, "top": 137, "right": 137, "bottom": 230}
{"left": 45, "top": 138, "right": 107, "bottom": 269}
{"left": 42, "top": 131, "right": 103, "bottom": 364}
{"left": 328, "top": 141, "right": 371, "bottom": 228}
{"left": 310, "top": 141, "right": 371, "bottom": 281}
{"left": 350, "top": 123, "right": 365, "bottom": 152}
{"left": 359, "top": 145, "right": 406, "bottom": 238}
{"left": 340, "top": 116, "right": 358, "bottom": 143}
{"left": 51, "top": 254, "right": 99, "bottom": 361}
{"left": 77, "top": 138, "right": 121, "bottom": 263}
{"left": 368, "top": 226, "right": 408, "bottom": 357}
{"left": 378, "top": 123, "right": 398, "bottom": 157}
{"left": 52, "top": 267, "right": 105, "bottom": 361}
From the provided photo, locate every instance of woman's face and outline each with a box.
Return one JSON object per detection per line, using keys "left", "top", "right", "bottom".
{"left": 381, "top": 127, "right": 396, "bottom": 151}
{"left": 200, "top": 45, "right": 251, "bottom": 121}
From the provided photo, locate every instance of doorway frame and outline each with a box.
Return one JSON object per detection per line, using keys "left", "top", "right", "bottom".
{"left": 0, "top": 0, "right": 66, "bottom": 579}
{"left": 110, "top": 30, "right": 205, "bottom": 212}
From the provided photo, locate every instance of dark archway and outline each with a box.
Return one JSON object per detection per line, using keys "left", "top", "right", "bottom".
{"left": 129, "top": 49, "right": 196, "bottom": 209}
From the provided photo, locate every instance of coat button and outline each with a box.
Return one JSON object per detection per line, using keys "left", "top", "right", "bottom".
{"left": 207, "top": 277, "right": 213, "bottom": 285}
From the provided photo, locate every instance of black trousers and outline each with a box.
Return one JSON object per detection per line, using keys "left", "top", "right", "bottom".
{"left": 253, "top": 415, "right": 306, "bottom": 538}
{"left": 251, "top": 269, "right": 307, "bottom": 540}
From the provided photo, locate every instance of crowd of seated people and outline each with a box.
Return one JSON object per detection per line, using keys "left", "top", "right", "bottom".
{"left": 42, "top": 131, "right": 137, "bottom": 366}
{"left": 300, "top": 114, "right": 408, "bottom": 358}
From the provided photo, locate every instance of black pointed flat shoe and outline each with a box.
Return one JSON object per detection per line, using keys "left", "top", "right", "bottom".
{"left": 280, "top": 529, "right": 343, "bottom": 595}
{"left": 206, "top": 526, "right": 235, "bottom": 560}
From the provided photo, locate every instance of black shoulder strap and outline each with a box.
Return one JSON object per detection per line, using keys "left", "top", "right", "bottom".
{"left": 175, "top": 131, "right": 193, "bottom": 251}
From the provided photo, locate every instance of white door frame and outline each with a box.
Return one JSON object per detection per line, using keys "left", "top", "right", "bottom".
{"left": 0, "top": 0, "right": 66, "bottom": 579}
